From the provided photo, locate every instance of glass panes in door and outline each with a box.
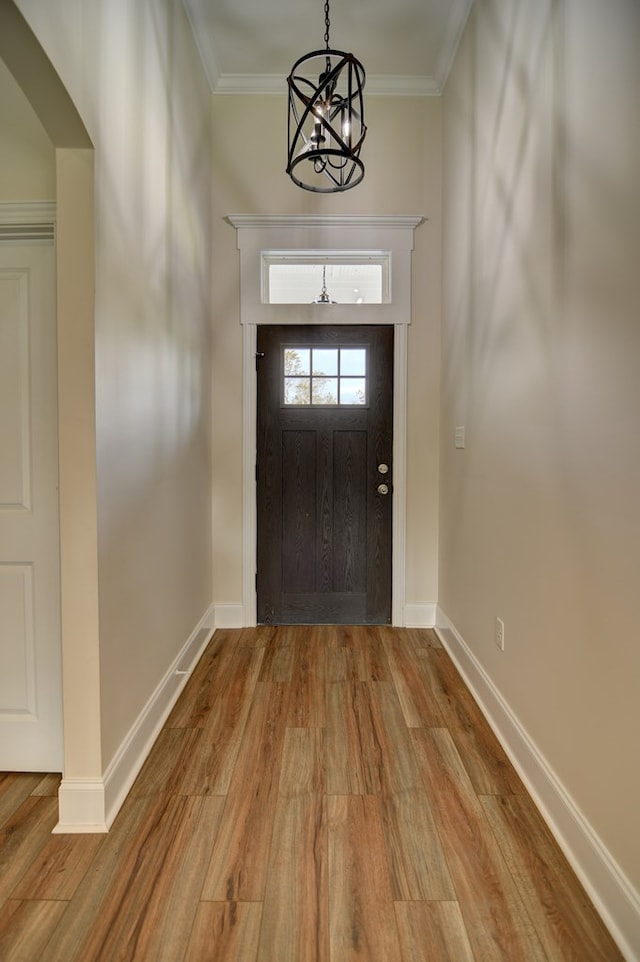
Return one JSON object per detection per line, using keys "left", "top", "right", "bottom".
{"left": 283, "top": 347, "right": 367, "bottom": 406}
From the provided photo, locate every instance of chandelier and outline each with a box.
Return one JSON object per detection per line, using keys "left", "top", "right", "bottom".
{"left": 286, "top": 0, "right": 367, "bottom": 193}
{"left": 312, "top": 265, "right": 337, "bottom": 303}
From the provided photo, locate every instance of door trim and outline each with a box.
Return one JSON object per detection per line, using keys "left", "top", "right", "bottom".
{"left": 242, "top": 321, "right": 408, "bottom": 626}
{"left": 232, "top": 214, "right": 424, "bottom": 628}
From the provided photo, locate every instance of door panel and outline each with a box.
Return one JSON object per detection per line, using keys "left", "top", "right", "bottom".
{"left": 333, "top": 429, "right": 367, "bottom": 592}
{"left": 257, "top": 325, "right": 393, "bottom": 624}
{"left": 0, "top": 243, "right": 63, "bottom": 770}
{"left": 281, "top": 429, "right": 316, "bottom": 592}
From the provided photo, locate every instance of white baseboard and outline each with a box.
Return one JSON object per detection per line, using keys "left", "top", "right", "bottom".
{"left": 402, "top": 602, "right": 437, "bottom": 627}
{"left": 435, "top": 607, "right": 640, "bottom": 962}
{"left": 200, "top": 602, "right": 217, "bottom": 629}
{"left": 213, "top": 604, "right": 244, "bottom": 628}
{"left": 54, "top": 778, "right": 108, "bottom": 834}
{"left": 54, "top": 608, "right": 215, "bottom": 834}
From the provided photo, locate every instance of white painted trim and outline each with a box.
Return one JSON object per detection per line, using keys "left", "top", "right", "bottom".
{"left": 0, "top": 201, "right": 56, "bottom": 243}
{"left": 433, "top": 0, "right": 474, "bottom": 94}
{"left": 211, "top": 73, "right": 442, "bottom": 97}
{"left": 232, "top": 215, "right": 425, "bottom": 627}
{"left": 435, "top": 607, "right": 640, "bottom": 962}
{"left": 228, "top": 214, "right": 424, "bottom": 329}
{"left": 0, "top": 200, "right": 56, "bottom": 224}
{"left": 54, "top": 607, "right": 215, "bottom": 833}
{"left": 242, "top": 322, "right": 258, "bottom": 626}
{"left": 54, "top": 779, "right": 108, "bottom": 834}
{"left": 392, "top": 324, "right": 408, "bottom": 627}
{"left": 213, "top": 604, "right": 244, "bottom": 629}
{"left": 199, "top": 602, "right": 217, "bottom": 630}
{"left": 367, "top": 75, "right": 441, "bottom": 97}
{"left": 403, "top": 603, "right": 437, "bottom": 627}
{"left": 228, "top": 214, "right": 425, "bottom": 231}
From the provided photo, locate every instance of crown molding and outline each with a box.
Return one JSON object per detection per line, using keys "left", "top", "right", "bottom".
{"left": 434, "top": 0, "right": 474, "bottom": 89}
{"left": 227, "top": 214, "right": 426, "bottom": 231}
{"left": 212, "top": 73, "right": 442, "bottom": 96}
{"left": 367, "top": 74, "right": 441, "bottom": 96}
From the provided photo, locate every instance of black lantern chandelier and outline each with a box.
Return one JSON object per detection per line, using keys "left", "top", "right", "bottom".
{"left": 286, "top": 0, "right": 367, "bottom": 193}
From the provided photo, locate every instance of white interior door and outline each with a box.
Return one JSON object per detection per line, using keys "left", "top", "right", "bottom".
{"left": 0, "top": 240, "right": 63, "bottom": 771}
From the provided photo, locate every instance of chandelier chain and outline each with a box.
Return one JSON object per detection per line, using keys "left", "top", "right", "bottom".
{"left": 324, "top": 0, "right": 330, "bottom": 49}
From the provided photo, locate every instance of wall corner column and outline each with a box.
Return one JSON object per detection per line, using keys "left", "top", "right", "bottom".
{"left": 55, "top": 147, "right": 105, "bottom": 830}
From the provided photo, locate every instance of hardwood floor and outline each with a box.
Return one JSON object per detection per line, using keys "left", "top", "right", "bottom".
{"left": 0, "top": 626, "right": 624, "bottom": 961}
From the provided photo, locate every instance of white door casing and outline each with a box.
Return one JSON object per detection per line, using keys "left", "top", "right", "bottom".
{"left": 228, "top": 214, "right": 423, "bottom": 627}
{"left": 0, "top": 233, "right": 63, "bottom": 771}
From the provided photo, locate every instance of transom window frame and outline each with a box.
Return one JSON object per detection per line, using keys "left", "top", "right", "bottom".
{"left": 227, "top": 214, "right": 425, "bottom": 628}
{"left": 228, "top": 214, "right": 422, "bottom": 327}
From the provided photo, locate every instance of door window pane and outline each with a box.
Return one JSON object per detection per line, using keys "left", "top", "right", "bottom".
{"left": 340, "top": 348, "right": 366, "bottom": 376}
{"left": 284, "top": 347, "right": 310, "bottom": 376}
{"left": 312, "top": 377, "right": 338, "bottom": 404}
{"left": 284, "top": 377, "right": 310, "bottom": 405}
{"left": 340, "top": 378, "right": 366, "bottom": 405}
{"left": 312, "top": 349, "right": 338, "bottom": 376}
{"left": 283, "top": 346, "right": 368, "bottom": 406}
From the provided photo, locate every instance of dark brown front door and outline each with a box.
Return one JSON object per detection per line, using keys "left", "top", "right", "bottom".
{"left": 257, "top": 325, "right": 393, "bottom": 624}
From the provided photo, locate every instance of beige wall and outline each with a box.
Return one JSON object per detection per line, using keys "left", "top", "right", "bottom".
{"left": 15, "top": 0, "right": 214, "bottom": 769}
{"left": 210, "top": 94, "right": 442, "bottom": 614}
{"left": 0, "top": 56, "right": 54, "bottom": 198}
{"left": 440, "top": 0, "right": 640, "bottom": 902}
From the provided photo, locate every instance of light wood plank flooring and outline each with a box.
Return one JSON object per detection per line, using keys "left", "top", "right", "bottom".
{"left": 0, "top": 626, "right": 624, "bottom": 961}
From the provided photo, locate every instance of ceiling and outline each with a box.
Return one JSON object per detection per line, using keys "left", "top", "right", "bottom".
{"left": 182, "top": 0, "right": 474, "bottom": 96}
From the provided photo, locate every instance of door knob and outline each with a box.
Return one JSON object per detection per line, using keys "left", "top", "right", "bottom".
{"left": 377, "top": 482, "right": 389, "bottom": 495}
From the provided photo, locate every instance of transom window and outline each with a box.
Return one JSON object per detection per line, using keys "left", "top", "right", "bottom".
{"left": 283, "top": 347, "right": 367, "bottom": 406}
{"left": 267, "top": 261, "right": 385, "bottom": 304}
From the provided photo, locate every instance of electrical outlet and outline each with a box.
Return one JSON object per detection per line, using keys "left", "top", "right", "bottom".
{"left": 495, "top": 617, "right": 505, "bottom": 651}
